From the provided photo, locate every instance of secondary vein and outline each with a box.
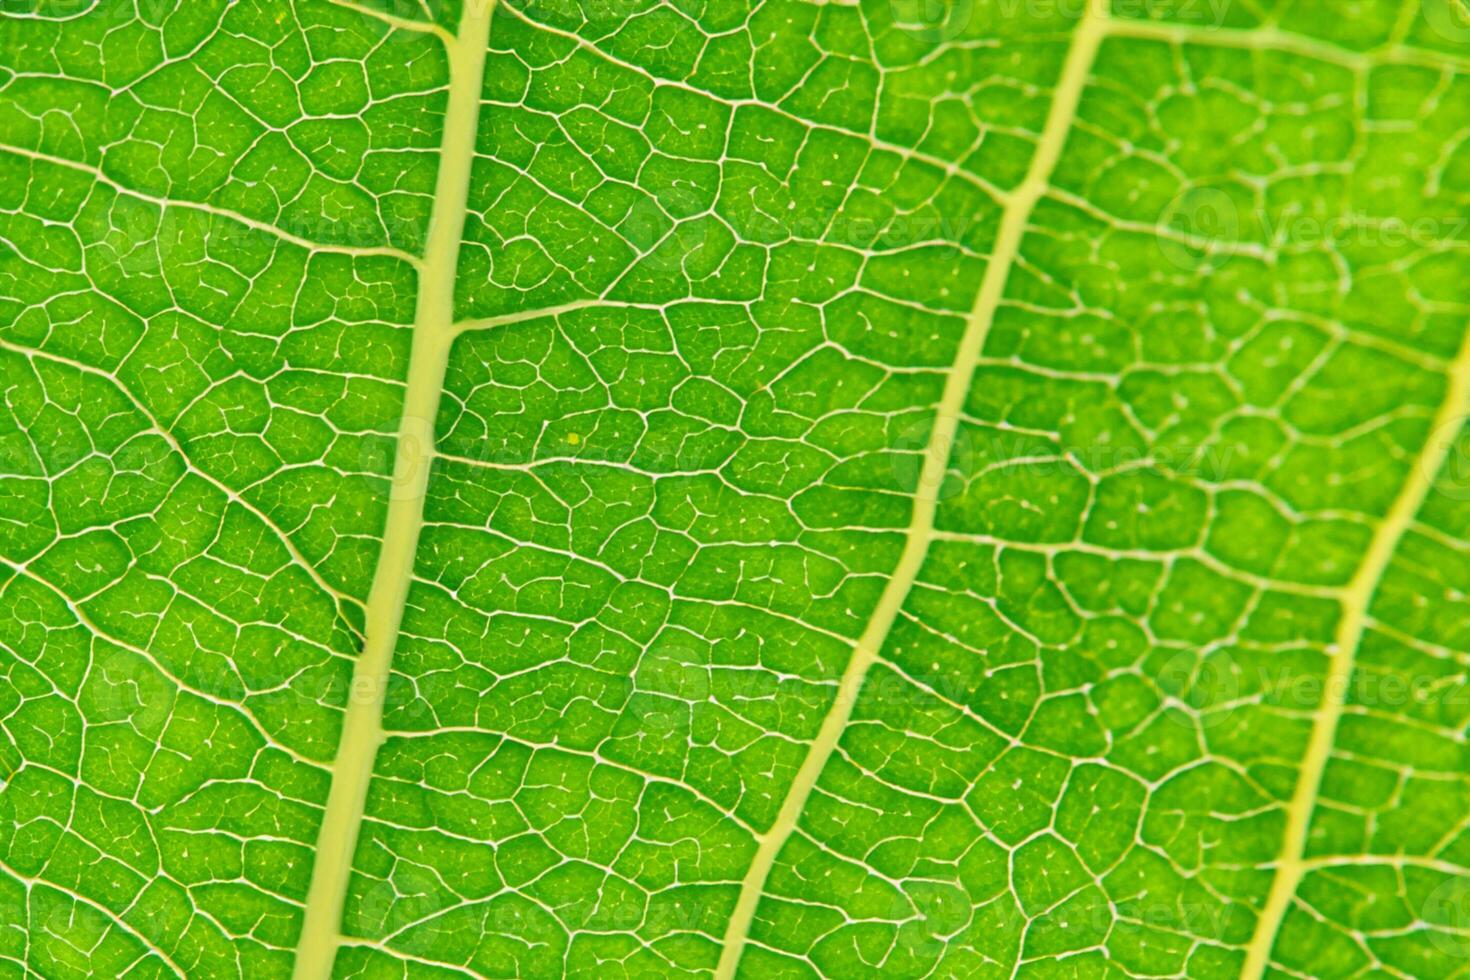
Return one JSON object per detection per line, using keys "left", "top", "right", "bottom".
{"left": 291, "top": 5, "right": 495, "bottom": 977}
{"left": 1241, "top": 323, "right": 1470, "bottom": 978}
{"left": 712, "top": 3, "right": 1110, "bottom": 975}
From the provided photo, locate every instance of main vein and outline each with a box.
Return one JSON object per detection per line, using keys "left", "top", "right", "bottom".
{"left": 291, "top": 5, "right": 495, "bottom": 977}
{"left": 712, "top": 3, "right": 1109, "bottom": 975}
{"left": 1241, "top": 327, "right": 1470, "bottom": 978}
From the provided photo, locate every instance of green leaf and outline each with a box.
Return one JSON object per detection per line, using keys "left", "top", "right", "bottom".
{"left": 2, "top": 1, "right": 1469, "bottom": 978}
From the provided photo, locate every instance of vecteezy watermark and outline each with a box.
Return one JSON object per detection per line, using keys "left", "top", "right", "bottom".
{"left": 1155, "top": 185, "right": 1469, "bottom": 271}
{"left": 368, "top": 422, "right": 1248, "bottom": 515}
{"left": 888, "top": 0, "right": 1232, "bottom": 40}
{"left": 1014, "top": 0, "right": 1233, "bottom": 22}
{"left": 1107, "top": 0, "right": 1234, "bottom": 23}
{"left": 1156, "top": 648, "right": 1470, "bottom": 731}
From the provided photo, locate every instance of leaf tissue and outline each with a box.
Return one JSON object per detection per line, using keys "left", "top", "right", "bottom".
{"left": 1, "top": 0, "right": 1468, "bottom": 978}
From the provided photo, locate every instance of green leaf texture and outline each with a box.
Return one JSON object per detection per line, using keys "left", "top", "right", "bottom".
{"left": 2, "top": 1, "right": 1469, "bottom": 978}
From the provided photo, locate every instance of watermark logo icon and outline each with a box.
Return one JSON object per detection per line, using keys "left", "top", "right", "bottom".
{"left": 1423, "top": 876, "right": 1470, "bottom": 958}
{"left": 1425, "top": 415, "right": 1470, "bottom": 502}
{"left": 1424, "top": 0, "right": 1470, "bottom": 42}
{"left": 1157, "top": 186, "right": 1239, "bottom": 271}
{"left": 384, "top": 415, "right": 436, "bottom": 503}
{"left": 890, "top": 419, "right": 974, "bottom": 500}
{"left": 1157, "top": 648, "right": 1242, "bottom": 729}
{"left": 889, "top": 0, "right": 977, "bottom": 42}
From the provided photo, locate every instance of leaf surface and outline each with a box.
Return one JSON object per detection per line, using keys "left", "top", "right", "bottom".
{"left": 1, "top": 1, "right": 1469, "bottom": 978}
